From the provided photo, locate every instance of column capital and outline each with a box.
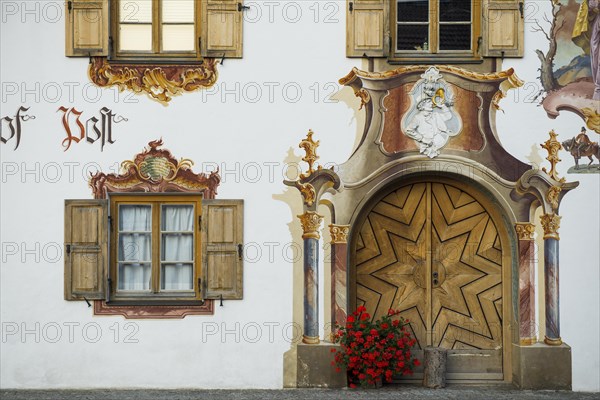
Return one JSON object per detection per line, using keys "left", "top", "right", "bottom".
{"left": 515, "top": 222, "right": 535, "bottom": 240}
{"left": 329, "top": 224, "right": 350, "bottom": 244}
{"left": 540, "top": 213, "right": 561, "bottom": 240}
{"left": 298, "top": 211, "right": 324, "bottom": 240}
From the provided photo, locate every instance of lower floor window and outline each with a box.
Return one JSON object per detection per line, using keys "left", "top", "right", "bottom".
{"left": 112, "top": 194, "right": 201, "bottom": 300}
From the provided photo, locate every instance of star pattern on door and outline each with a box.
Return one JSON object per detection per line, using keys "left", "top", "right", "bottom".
{"left": 355, "top": 182, "right": 503, "bottom": 351}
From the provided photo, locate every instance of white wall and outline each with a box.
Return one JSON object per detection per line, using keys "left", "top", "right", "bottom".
{"left": 0, "top": 0, "right": 598, "bottom": 391}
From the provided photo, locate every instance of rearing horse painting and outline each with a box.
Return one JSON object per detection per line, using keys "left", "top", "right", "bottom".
{"left": 563, "top": 137, "right": 600, "bottom": 170}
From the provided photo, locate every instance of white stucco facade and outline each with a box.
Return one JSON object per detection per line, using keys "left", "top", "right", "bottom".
{"left": 1, "top": 0, "right": 598, "bottom": 392}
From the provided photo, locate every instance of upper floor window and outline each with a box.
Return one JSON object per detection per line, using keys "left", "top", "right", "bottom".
{"left": 346, "top": 0, "right": 523, "bottom": 63}
{"left": 395, "top": 0, "right": 476, "bottom": 54}
{"left": 115, "top": 0, "right": 201, "bottom": 61}
{"left": 65, "top": 0, "right": 244, "bottom": 61}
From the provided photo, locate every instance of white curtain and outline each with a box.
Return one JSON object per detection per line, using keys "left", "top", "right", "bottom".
{"left": 161, "top": 205, "right": 194, "bottom": 290}
{"left": 118, "top": 205, "right": 152, "bottom": 291}
{"left": 117, "top": 204, "right": 194, "bottom": 291}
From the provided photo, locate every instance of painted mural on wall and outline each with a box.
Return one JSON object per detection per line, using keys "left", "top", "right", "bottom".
{"left": 401, "top": 67, "right": 462, "bottom": 158}
{"left": 535, "top": 0, "right": 600, "bottom": 172}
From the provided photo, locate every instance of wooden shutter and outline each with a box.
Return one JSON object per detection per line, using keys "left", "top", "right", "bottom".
{"left": 64, "top": 200, "right": 108, "bottom": 300}
{"left": 482, "top": 0, "right": 524, "bottom": 57}
{"left": 201, "top": 0, "right": 243, "bottom": 58}
{"left": 346, "top": 0, "right": 388, "bottom": 57}
{"left": 202, "top": 200, "right": 243, "bottom": 299}
{"left": 65, "top": 0, "right": 109, "bottom": 57}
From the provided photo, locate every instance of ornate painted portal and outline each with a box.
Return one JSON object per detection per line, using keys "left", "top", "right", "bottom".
{"left": 285, "top": 65, "right": 579, "bottom": 389}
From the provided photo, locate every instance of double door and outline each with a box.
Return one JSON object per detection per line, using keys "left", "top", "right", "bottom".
{"left": 354, "top": 181, "right": 506, "bottom": 380}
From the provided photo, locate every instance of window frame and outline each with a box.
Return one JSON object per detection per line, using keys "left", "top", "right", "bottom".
{"left": 111, "top": 0, "right": 203, "bottom": 63}
{"left": 390, "top": 0, "right": 482, "bottom": 63}
{"left": 108, "top": 193, "right": 203, "bottom": 303}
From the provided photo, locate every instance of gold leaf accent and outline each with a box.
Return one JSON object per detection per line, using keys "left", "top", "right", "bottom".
{"left": 582, "top": 107, "right": 600, "bottom": 134}
{"left": 88, "top": 57, "right": 218, "bottom": 105}
{"left": 296, "top": 182, "right": 316, "bottom": 207}
{"left": 515, "top": 223, "right": 535, "bottom": 240}
{"left": 546, "top": 185, "right": 562, "bottom": 212}
{"left": 299, "top": 130, "right": 322, "bottom": 179}
{"left": 298, "top": 211, "right": 324, "bottom": 240}
{"left": 353, "top": 88, "right": 371, "bottom": 110}
{"left": 540, "top": 130, "right": 566, "bottom": 182}
{"left": 329, "top": 224, "right": 350, "bottom": 244}
{"left": 540, "top": 213, "right": 561, "bottom": 240}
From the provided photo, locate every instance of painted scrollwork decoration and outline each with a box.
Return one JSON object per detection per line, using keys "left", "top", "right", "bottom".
{"left": 299, "top": 130, "right": 322, "bottom": 179}
{"left": 401, "top": 67, "right": 463, "bottom": 158}
{"left": 296, "top": 182, "right": 317, "bottom": 207}
{"left": 540, "top": 130, "right": 566, "bottom": 182}
{"left": 90, "top": 139, "right": 221, "bottom": 199}
{"left": 88, "top": 57, "right": 218, "bottom": 105}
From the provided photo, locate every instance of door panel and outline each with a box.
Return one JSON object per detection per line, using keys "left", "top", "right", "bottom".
{"left": 354, "top": 182, "right": 505, "bottom": 380}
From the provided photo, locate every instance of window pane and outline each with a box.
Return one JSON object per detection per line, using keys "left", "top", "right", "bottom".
{"left": 397, "top": 24, "right": 429, "bottom": 50}
{"left": 118, "top": 263, "right": 151, "bottom": 290}
{"left": 161, "top": 205, "right": 194, "bottom": 231}
{"left": 120, "top": 0, "right": 153, "bottom": 23}
{"left": 162, "top": 24, "right": 195, "bottom": 52}
{"left": 119, "top": 24, "right": 153, "bottom": 51}
{"left": 397, "top": 0, "right": 429, "bottom": 22}
{"left": 439, "top": 0, "right": 471, "bottom": 22}
{"left": 439, "top": 24, "right": 471, "bottom": 50}
{"left": 161, "top": 233, "right": 194, "bottom": 261}
{"left": 119, "top": 205, "right": 151, "bottom": 231}
{"left": 162, "top": 0, "right": 195, "bottom": 23}
{"left": 161, "top": 263, "right": 193, "bottom": 290}
{"left": 119, "top": 233, "right": 151, "bottom": 261}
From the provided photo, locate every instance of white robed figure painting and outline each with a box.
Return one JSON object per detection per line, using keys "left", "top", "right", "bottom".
{"left": 402, "top": 67, "right": 462, "bottom": 158}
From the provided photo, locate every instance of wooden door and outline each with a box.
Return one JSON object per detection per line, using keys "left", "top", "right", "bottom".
{"left": 354, "top": 181, "right": 505, "bottom": 380}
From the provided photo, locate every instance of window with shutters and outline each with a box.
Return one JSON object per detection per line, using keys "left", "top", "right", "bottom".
{"left": 66, "top": 0, "right": 244, "bottom": 60}
{"left": 64, "top": 141, "right": 244, "bottom": 312}
{"left": 65, "top": 0, "right": 244, "bottom": 103}
{"left": 346, "top": 0, "right": 524, "bottom": 62}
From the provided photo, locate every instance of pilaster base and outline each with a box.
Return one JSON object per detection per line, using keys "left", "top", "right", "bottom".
{"left": 512, "top": 342, "right": 572, "bottom": 390}
{"left": 295, "top": 342, "right": 347, "bottom": 388}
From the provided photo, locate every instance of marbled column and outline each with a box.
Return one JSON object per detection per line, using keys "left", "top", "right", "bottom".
{"left": 329, "top": 225, "right": 350, "bottom": 334}
{"left": 298, "top": 211, "right": 323, "bottom": 344}
{"left": 541, "top": 213, "right": 562, "bottom": 346}
{"left": 515, "top": 223, "right": 537, "bottom": 345}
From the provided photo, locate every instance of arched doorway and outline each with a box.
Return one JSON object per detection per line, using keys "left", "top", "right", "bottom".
{"left": 351, "top": 177, "right": 512, "bottom": 381}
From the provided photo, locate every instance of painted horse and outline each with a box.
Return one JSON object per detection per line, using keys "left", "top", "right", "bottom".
{"left": 562, "top": 137, "right": 600, "bottom": 169}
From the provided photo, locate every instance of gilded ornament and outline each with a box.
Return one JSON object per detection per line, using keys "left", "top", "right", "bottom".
{"left": 540, "top": 213, "right": 561, "bottom": 240}
{"left": 540, "top": 130, "right": 566, "bottom": 182}
{"left": 353, "top": 88, "right": 371, "bottom": 110}
{"left": 329, "top": 224, "right": 350, "bottom": 244}
{"left": 546, "top": 185, "right": 563, "bottom": 212}
{"left": 581, "top": 107, "right": 600, "bottom": 134}
{"left": 298, "top": 211, "right": 324, "bottom": 240}
{"left": 302, "top": 335, "right": 320, "bottom": 344}
{"left": 299, "top": 130, "right": 322, "bottom": 179}
{"left": 296, "top": 182, "right": 316, "bottom": 207}
{"left": 515, "top": 223, "right": 535, "bottom": 240}
{"left": 544, "top": 336, "right": 563, "bottom": 346}
{"left": 88, "top": 57, "right": 218, "bottom": 105}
